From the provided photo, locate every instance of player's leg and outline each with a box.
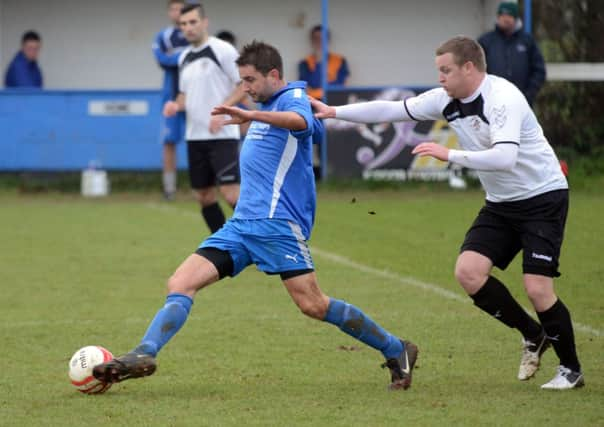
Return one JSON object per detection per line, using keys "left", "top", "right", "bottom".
{"left": 523, "top": 275, "right": 582, "bottom": 389}
{"left": 161, "top": 114, "right": 182, "bottom": 200}
{"left": 282, "top": 272, "right": 418, "bottom": 390}
{"left": 188, "top": 141, "right": 227, "bottom": 232}
{"left": 92, "top": 253, "right": 221, "bottom": 384}
{"left": 213, "top": 139, "right": 240, "bottom": 210}
{"left": 162, "top": 143, "right": 177, "bottom": 200}
{"left": 518, "top": 189, "right": 582, "bottom": 389}
{"left": 457, "top": 207, "right": 546, "bottom": 380}
{"left": 93, "top": 224, "right": 249, "bottom": 385}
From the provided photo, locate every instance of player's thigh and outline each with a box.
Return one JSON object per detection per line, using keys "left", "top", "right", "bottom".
{"left": 217, "top": 183, "right": 239, "bottom": 206}
{"left": 209, "top": 139, "right": 240, "bottom": 186}
{"left": 162, "top": 113, "right": 184, "bottom": 145}
{"left": 198, "top": 220, "right": 252, "bottom": 277}
{"left": 519, "top": 190, "right": 569, "bottom": 278}
{"left": 460, "top": 206, "right": 521, "bottom": 273}
{"left": 168, "top": 253, "right": 220, "bottom": 296}
{"left": 282, "top": 271, "right": 330, "bottom": 319}
{"left": 187, "top": 141, "right": 215, "bottom": 190}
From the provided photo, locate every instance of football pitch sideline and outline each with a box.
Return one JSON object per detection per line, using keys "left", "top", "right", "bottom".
{"left": 0, "top": 189, "right": 602, "bottom": 426}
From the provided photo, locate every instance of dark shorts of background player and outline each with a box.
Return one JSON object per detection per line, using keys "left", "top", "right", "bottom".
{"left": 460, "top": 189, "right": 569, "bottom": 277}
{"left": 187, "top": 139, "right": 240, "bottom": 189}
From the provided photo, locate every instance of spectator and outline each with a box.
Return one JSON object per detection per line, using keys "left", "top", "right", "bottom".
{"left": 298, "top": 25, "right": 349, "bottom": 99}
{"left": 4, "top": 31, "right": 43, "bottom": 88}
{"left": 478, "top": 1, "right": 546, "bottom": 106}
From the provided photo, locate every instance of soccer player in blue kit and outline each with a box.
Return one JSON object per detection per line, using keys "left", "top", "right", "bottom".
{"left": 153, "top": 0, "right": 189, "bottom": 200}
{"left": 93, "top": 41, "right": 418, "bottom": 391}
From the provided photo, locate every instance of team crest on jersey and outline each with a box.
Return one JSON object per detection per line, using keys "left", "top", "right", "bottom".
{"left": 492, "top": 105, "right": 507, "bottom": 128}
{"left": 471, "top": 117, "right": 481, "bottom": 131}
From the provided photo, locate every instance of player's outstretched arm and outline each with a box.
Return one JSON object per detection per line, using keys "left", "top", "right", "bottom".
{"left": 412, "top": 142, "right": 519, "bottom": 171}
{"left": 212, "top": 106, "right": 307, "bottom": 131}
{"left": 311, "top": 97, "right": 411, "bottom": 123}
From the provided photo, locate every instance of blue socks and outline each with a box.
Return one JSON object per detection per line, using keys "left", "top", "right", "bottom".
{"left": 323, "top": 298, "right": 403, "bottom": 359}
{"left": 135, "top": 293, "right": 193, "bottom": 357}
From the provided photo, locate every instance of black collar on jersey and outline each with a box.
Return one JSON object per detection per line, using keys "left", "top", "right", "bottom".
{"left": 180, "top": 46, "right": 221, "bottom": 71}
{"left": 443, "top": 95, "right": 489, "bottom": 124}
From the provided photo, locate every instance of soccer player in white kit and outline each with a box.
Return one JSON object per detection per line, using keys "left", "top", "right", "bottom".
{"left": 164, "top": 3, "right": 247, "bottom": 233}
{"left": 312, "top": 36, "right": 583, "bottom": 390}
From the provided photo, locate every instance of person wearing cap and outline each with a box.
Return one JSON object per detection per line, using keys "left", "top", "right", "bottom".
{"left": 478, "top": 1, "right": 546, "bottom": 106}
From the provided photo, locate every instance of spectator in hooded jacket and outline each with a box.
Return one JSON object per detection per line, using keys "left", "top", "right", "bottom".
{"left": 478, "top": 2, "right": 546, "bottom": 106}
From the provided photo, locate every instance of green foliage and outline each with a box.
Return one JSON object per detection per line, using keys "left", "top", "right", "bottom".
{"left": 531, "top": 0, "right": 604, "bottom": 153}
{"left": 0, "top": 191, "right": 602, "bottom": 426}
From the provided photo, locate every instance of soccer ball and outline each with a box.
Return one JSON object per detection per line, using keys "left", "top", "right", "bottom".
{"left": 68, "top": 346, "right": 113, "bottom": 394}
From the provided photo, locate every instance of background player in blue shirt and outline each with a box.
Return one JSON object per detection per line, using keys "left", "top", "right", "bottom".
{"left": 4, "top": 31, "right": 43, "bottom": 88}
{"left": 152, "top": 0, "right": 189, "bottom": 200}
{"left": 94, "top": 41, "right": 418, "bottom": 392}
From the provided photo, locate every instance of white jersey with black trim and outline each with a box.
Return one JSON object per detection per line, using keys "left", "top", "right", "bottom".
{"left": 178, "top": 36, "right": 241, "bottom": 141}
{"left": 404, "top": 74, "right": 568, "bottom": 202}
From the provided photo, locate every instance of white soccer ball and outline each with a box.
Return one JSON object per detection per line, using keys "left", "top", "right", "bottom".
{"left": 68, "top": 345, "right": 113, "bottom": 394}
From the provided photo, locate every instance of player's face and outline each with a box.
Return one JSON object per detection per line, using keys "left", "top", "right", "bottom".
{"left": 22, "top": 40, "right": 41, "bottom": 61}
{"left": 436, "top": 53, "right": 469, "bottom": 99}
{"left": 179, "top": 9, "right": 208, "bottom": 44}
{"left": 239, "top": 65, "right": 277, "bottom": 103}
{"left": 167, "top": 2, "right": 184, "bottom": 25}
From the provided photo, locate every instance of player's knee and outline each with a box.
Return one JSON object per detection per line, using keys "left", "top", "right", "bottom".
{"left": 524, "top": 281, "right": 553, "bottom": 304}
{"left": 167, "top": 273, "right": 190, "bottom": 294}
{"left": 195, "top": 189, "right": 217, "bottom": 206}
{"left": 297, "top": 298, "right": 328, "bottom": 320}
{"left": 455, "top": 263, "right": 486, "bottom": 292}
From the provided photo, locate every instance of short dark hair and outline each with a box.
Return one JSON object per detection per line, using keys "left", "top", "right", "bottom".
{"left": 310, "top": 24, "right": 330, "bottom": 41}
{"left": 167, "top": 0, "right": 185, "bottom": 6}
{"left": 216, "top": 30, "right": 236, "bottom": 46}
{"left": 236, "top": 41, "right": 283, "bottom": 79}
{"left": 22, "top": 30, "right": 41, "bottom": 44}
{"left": 180, "top": 3, "right": 205, "bottom": 17}
{"left": 436, "top": 35, "right": 486, "bottom": 72}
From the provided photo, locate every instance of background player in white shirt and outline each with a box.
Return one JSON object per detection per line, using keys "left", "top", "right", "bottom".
{"left": 312, "top": 36, "right": 583, "bottom": 390}
{"left": 164, "top": 3, "right": 246, "bottom": 233}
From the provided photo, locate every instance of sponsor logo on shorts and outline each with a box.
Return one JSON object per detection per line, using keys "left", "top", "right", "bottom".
{"left": 531, "top": 252, "right": 553, "bottom": 262}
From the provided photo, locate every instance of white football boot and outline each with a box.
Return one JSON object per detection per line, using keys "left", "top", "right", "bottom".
{"left": 518, "top": 332, "right": 550, "bottom": 380}
{"left": 541, "top": 365, "right": 584, "bottom": 390}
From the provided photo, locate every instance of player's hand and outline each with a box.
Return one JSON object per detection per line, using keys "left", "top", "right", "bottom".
{"left": 163, "top": 101, "right": 179, "bottom": 117}
{"left": 310, "top": 97, "right": 336, "bottom": 119}
{"left": 411, "top": 142, "right": 449, "bottom": 161}
{"left": 209, "top": 114, "right": 224, "bottom": 134}
{"left": 211, "top": 105, "right": 253, "bottom": 125}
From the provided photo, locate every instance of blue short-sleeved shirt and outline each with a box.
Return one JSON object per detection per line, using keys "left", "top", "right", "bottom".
{"left": 233, "top": 81, "right": 320, "bottom": 240}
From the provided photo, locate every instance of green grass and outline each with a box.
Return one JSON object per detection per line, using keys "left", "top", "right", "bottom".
{"left": 0, "top": 189, "right": 602, "bottom": 427}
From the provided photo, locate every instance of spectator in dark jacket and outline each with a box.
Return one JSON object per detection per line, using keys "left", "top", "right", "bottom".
{"left": 4, "top": 31, "right": 43, "bottom": 88}
{"left": 478, "top": 2, "right": 545, "bottom": 105}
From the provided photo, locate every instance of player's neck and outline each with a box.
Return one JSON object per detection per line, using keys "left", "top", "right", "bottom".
{"left": 461, "top": 73, "right": 487, "bottom": 101}
{"left": 191, "top": 33, "right": 209, "bottom": 48}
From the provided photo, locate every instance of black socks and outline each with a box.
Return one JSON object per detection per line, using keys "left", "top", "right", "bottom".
{"left": 537, "top": 299, "right": 581, "bottom": 372}
{"left": 470, "top": 276, "right": 543, "bottom": 340}
{"left": 201, "top": 202, "right": 226, "bottom": 233}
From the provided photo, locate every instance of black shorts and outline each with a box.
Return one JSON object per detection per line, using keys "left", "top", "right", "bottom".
{"left": 460, "top": 189, "right": 569, "bottom": 277}
{"left": 187, "top": 139, "right": 240, "bottom": 189}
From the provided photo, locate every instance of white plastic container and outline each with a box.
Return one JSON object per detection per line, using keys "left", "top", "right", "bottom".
{"left": 81, "top": 167, "right": 110, "bottom": 197}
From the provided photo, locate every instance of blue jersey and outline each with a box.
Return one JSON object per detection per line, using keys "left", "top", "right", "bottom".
{"left": 152, "top": 27, "right": 189, "bottom": 101}
{"left": 4, "top": 51, "right": 43, "bottom": 88}
{"left": 234, "top": 81, "right": 322, "bottom": 240}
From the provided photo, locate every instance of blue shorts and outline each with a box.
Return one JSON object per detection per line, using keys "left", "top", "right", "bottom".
{"left": 199, "top": 218, "right": 314, "bottom": 277}
{"left": 161, "top": 112, "right": 186, "bottom": 145}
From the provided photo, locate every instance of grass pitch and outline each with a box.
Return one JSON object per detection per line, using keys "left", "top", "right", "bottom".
{"left": 0, "top": 188, "right": 602, "bottom": 426}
